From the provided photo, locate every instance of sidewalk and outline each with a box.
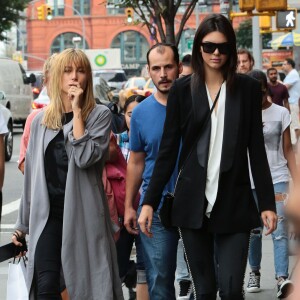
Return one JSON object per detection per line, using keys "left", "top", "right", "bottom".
{"left": 0, "top": 232, "right": 296, "bottom": 299}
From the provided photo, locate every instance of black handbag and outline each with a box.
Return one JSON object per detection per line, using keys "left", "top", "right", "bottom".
{"left": 159, "top": 85, "right": 222, "bottom": 228}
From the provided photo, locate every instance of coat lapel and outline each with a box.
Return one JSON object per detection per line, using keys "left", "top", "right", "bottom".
{"left": 191, "top": 76, "right": 211, "bottom": 168}
{"left": 220, "top": 86, "right": 241, "bottom": 172}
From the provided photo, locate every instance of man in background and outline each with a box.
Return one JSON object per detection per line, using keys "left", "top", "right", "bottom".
{"left": 237, "top": 49, "right": 254, "bottom": 74}
{"left": 179, "top": 54, "right": 192, "bottom": 78}
{"left": 267, "top": 67, "right": 290, "bottom": 111}
{"left": 282, "top": 58, "right": 300, "bottom": 145}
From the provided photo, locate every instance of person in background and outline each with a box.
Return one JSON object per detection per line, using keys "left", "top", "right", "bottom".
{"left": 18, "top": 53, "right": 57, "bottom": 174}
{"left": 138, "top": 14, "right": 277, "bottom": 299}
{"left": 0, "top": 110, "right": 8, "bottom": 223}
{"left": 246, "top": 70, "right": 297, "bottom": 299}
{"left": 124, "top": 43, "right": 182, "bottom": 299}
{"left": 282, "top": 58, "right": 300, "bottom": 146}
{"left": 114, "top": 94, "right": 149, "bottom": 300}
{"left": 237, "top": 48, "right": 254, "bottom": 74}
{"left": 179, "top": 54, "right": 192, "bottom": 78}
{"left": 12, "top": 48, "right": 123, "bottom": 300}
{"left": 267, "top": 67, "right": 290, "bottom": 111}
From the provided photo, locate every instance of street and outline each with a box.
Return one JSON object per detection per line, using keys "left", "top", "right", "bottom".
{"left": 0, "top": 128, "right": 296, "bottom": 299}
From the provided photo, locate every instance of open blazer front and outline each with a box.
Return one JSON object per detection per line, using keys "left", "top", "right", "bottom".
{"left": 15, "top": 105, "right": 123, "bottom": 300}
{"left": 142, "top": 74, "right": 276, "bottom": 233}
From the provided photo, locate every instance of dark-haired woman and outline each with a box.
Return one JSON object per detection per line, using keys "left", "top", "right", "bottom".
{"left": 138, "top": 14, "right": 277, "bottom": 299}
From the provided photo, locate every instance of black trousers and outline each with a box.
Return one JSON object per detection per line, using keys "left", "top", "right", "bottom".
{"left": 180, "top": 222, "right": 250, "bottom": 300}
{"left": 34, "top": 217, "right": 63, "bottom": 300}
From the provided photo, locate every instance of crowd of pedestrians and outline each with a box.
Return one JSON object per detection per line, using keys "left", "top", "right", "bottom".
{"left": 6, "top": 11, "right": 300, "bottom": 300}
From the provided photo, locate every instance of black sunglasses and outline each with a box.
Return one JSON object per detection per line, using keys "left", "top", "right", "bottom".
{"left": 201, "top": 42, "right": 231, "bottom": 55}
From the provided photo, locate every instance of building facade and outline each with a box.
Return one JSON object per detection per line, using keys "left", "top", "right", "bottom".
{"left": 26, "top": 0, "right": 243, "bottom": 74}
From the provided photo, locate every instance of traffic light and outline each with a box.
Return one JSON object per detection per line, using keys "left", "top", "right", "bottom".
{"left": 259, "top": 16, "right": 271, "bottom": 30}
{"left": 256, "top": 0, "right": 287, "bottom": 12}
{"left": 238, "top": 0, "right": 255, "bottom": 12}
{"left": 276, "top": 9, "right": 297, "bottom": 30}
{"left": 37, "top": 4, "right": 45, "bottom": 20}
{"left": 125, "top": 8, "right": 134, "bottom": 23}
{"left": 46, "top": 6, "right": 53, "bottom": 20}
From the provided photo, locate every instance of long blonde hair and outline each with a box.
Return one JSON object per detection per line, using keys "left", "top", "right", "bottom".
{"left": 42, "top": 48, "right": 95, "bottom": 129}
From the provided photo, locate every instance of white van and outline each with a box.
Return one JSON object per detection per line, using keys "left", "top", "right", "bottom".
{"left": 0, "top": 58, "right": 36, "bottom": 127}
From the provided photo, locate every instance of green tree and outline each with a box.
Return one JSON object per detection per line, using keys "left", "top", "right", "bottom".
{"left": 109, "top": 0, "right": 199, "bottom": 46}
{"left": 0, "top": 0, "right": 30, "bottom": 42}
{"left": 235, "top": 19, "right": 272, "bottom": 49}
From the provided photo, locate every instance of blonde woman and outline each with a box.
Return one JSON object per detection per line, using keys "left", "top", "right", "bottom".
{"left": 12, "top": 48, "right": 123, "bottom": 300}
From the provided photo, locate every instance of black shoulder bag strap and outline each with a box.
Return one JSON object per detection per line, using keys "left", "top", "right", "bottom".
{"left": 174, "top": 84, "right": 223, "bottom": 191}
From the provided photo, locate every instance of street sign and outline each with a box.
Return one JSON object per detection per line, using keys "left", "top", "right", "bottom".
{"left": 276, "top": 9, "right": 297, "bottom": 30}
{"left": 187, "top": 39, "right": 194, "bottom": 50}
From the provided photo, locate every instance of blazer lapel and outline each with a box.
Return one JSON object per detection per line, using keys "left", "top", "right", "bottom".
{"left": 191, "top": 77, "right": 211, "bottom": 168}
{"left": 220, "top": 86, "right": 241, "bottom": 172}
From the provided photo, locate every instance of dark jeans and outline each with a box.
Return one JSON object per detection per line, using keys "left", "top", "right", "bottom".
{"left": 34, "top": 217, "right": 63, "bottom": 300}
{"left": 116, "top": 225, "right": 145, "bottom": 279}
{"left": 180, "top": 223, "right": 250, "bottom": 300}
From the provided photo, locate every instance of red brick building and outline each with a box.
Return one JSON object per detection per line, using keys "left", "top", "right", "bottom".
{"left": 26, "top": 0, "right": 244, "bottom": 73}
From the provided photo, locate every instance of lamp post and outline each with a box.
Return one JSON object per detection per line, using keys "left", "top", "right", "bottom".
{"left": 63, "top": 3, "right": 86, "bottom": 50}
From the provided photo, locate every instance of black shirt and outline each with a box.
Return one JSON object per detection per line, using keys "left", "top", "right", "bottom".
{"left": 44, "top": 112, "right": 73, "bottom": 219}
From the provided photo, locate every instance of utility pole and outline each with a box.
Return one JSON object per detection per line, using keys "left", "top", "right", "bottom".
{"left": 252, "top": 16, "right": 263, "bottom": 69}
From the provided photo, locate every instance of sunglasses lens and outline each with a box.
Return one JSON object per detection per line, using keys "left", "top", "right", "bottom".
{"left": 202, "top": 43, "right": 230, "bottom": 55}
{"left": 202, "top": 43, "right": 216, "bottom": 54}
{"left": 218, "top": 44, "right": 230, "bottom": 55}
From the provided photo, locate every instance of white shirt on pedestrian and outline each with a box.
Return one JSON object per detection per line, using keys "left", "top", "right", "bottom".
{"left": 284, "top": 69, "right": 300, "bottom": 104}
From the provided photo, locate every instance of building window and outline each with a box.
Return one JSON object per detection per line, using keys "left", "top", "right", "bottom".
{"left": 47, "top": 0, "right": 65, "bottom": 16}
{"left": 73, "top": 0, "right": 90, "bottom": 15}
{"left": 111, "top": 30, "right": 149, "bottom": 76}
{"left": 50, "top": 32, "right": 88, "bottom": 53}
{"left": 106, "top": 0, "right": 124, "bottom": 15}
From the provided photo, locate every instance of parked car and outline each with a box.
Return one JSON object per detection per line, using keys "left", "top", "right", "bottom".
{"left": 31, "top": 87, "right": 50, "bottom": 110}
{"left": 0, "top": 58, "right": 36, "bottom": 128}
{"left": 0, "top": 91, "right": 13, "bottom": 161}
{"left": 92, "top": 69, "right": 127, "bottom": 102}
{"left": 133, "top": 78, "right": 155, "bottom": 98}
{"left": 118, "top": 77, "right": 147, "bottom": 108}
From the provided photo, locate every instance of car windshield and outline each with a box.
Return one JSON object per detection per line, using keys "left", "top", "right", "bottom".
{"left": 135, "top": 78, "right": 146, "bottom": 87}
{"left": 94, "top": 72, "right": 127, "bottom": 82}
{"left": 148, "top": 80, "right": 154, "bottom": 88}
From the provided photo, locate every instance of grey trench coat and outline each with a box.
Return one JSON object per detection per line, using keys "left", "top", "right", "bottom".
{"left": 15, "top": 104, "right": 124, "bottom": 300}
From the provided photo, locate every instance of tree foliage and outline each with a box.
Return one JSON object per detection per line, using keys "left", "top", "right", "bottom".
{"left": 0, "top": 0, "right": 30, "bottom": 42}
{"left": 235, "top": 19, "right": 272, "bottom": 50}
{"left": 110, "top": 0, "right": 199, "bottom": 46}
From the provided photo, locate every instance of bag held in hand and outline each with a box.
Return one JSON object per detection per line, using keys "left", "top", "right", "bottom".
{"left": 6, "top": 257, "right": 28, "bottom": 300}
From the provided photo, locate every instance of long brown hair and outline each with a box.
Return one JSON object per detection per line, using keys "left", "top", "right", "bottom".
{"left": 42, "top": 48, "right": 95, "bottom": 129}
{"left": 191, "top": 14, "right": 237, "bottom": 92}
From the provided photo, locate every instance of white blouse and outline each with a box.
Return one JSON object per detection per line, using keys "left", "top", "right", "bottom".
{"left": 205, "top": 82, "right": 226, "bottom": 217}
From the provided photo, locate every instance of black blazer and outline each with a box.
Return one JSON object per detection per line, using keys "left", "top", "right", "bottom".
{"left": 143, "top": 73, "right": 276, "bottom": 233}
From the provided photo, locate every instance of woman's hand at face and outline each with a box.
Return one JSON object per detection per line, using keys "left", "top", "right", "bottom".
{"left": 138, "top": 205, "right": 154, "bottom": 238}
{"left": 68, "top": 83, "right": 83, "bottom": 111}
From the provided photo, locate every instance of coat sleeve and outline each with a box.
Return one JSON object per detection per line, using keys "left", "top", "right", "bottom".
{"left": 68, "top": 106, "right": 112, "bottom": 169}
{"left": 15, "top": 117, "right": 38, "bottom": 234}
{"left": 248, "top": 80, "right": 276, "bottom": 213}
{"left": 142, "top": 81, "right": 182, "bottom": 210}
